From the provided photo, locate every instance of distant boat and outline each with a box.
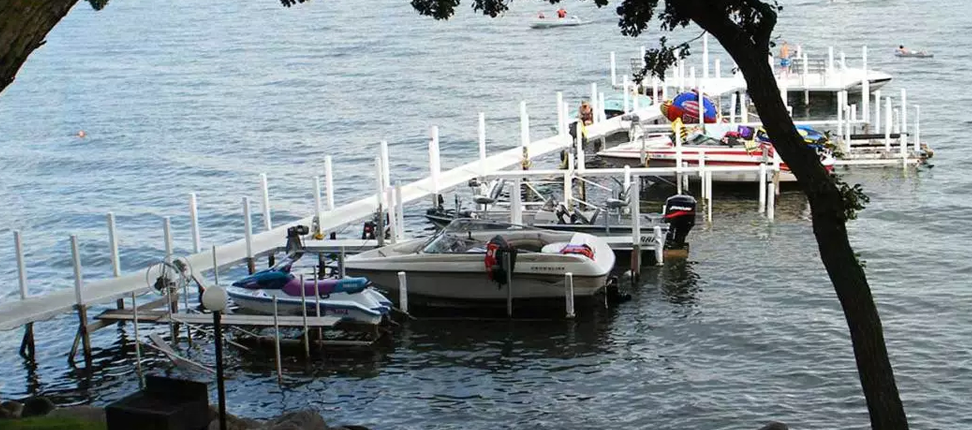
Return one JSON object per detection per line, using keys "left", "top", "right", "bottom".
{"left": 895, "top": 49, "right": 933, "bottom": 58}
{"left": 530, "top": 16, "right": 590, "bottom": 29}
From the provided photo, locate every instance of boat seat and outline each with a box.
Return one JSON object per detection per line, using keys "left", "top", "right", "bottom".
{"left": 473, "top": 195, "right": 496, "bottom": 206}
{"left": 605, "top": 198, "right": 627, "bottom": 210}
{"left": 541, "top": 242, "right": 569, "bottom": 254}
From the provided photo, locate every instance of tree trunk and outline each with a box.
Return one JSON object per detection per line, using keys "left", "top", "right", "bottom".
{"left": 0, "top": 0, "right": 79, "bottom": 95}
{"left": 697, "top": 25, "right": 909, "bottom": 430}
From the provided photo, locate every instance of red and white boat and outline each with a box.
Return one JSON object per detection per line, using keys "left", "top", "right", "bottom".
{"left": 596, "top": 130, "right": 835, "bottom": 184}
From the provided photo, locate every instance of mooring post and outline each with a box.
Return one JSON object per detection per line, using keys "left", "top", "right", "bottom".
{"left": 14, "top": 231, "right": 35, "bottom": 358}
{"left": 914, "top": 105, "right": 921, "bottom": 155}
{"left": 299, "top": 275, "right": 310, "bottom": 359}
{"left": 479, "top": 112, "right": 487, "bottom": 176}
{"left": 861, "top": 67, "right": 870, "bottom": 125}
{"left": 313, "top": 176, "right": 324, "bottom": 238}
{"left": 740, "top": 92, "right": 748, "bottom": 122}
{"left": 505, "top": 252, "right": 513, "bottom": 318}
{"left": 212, "top": 244, "right": 219, "bottom": 286}
{"left": 630, "top": 175, "right": 642, "bottom": 280}
{"left": 715, "top": 58, "right": 721, "bottom": 80}
{"left": 678, "top": 59, "right": 685, "bottom": 92}
{"left": 827, "top": 46, "right": 834, "bottom": 76}
{"left": 386, "top": 187, "right": 398, "bottom": 244}
{"left": 272, "top": 296, "right": 283, "bottom": 385}
{"left": 610, "top": 51, "right": 617, "bottom": 87}
{"left": 511, "top": 177, "right": 523, "bottom": 225}
{"left": 395, "top": 182, "right": 405, "bottom": 241}
{"left": 380, "top": 140, "right": 391, "bottom": 190}
{"left": 874, "top": 90, "right": 882, "bottom": 132}
{"left": 397, "top": 271, "right": 408, "bottom": 314}
{"left": 900, "top": 88, "right": 908, "bottom": 149}
{"left": 706, "top": 170, "right": 713, "bottom": 223}
{"left": 836, "top": 90, "right": 844, "bottom": 142}
{"left": 242, "top": 197, "right": 255, "bottom": 274}
{"left": 758, "top": 161, "right": 767, "bottom": 213}
{"left": 324, "top": 155, "right": 335, "bottom": 211}
{"left": 564, "top": 273, "right": 575, "bottom": 319}
{"left": 802, "top": 53, "right": 810, "bottom": 106}
{"left": 71, "top": 234, "right": 93, "bottom": 365}
{"left": 675, "top": 129, "right": 683, "bottom": 195}
{"left": 260, "top": 173, "right": 272, "bottom": 232}
{"left": 189, "top": 193, "right": 201, "bottom": 254}
{"left": 767, "top": 181, "right": 776, "bottom": 221}
{"left": 884, "top": 97, "right": 893, "bottom": 152}
{"left": 106, "top": 213, "right": 124, "bottom": 310}
{"left": 314, "top": 278, "right": 322, "bottom": 344}
{"left": 374, "top": 155, "right": 386, "bottom": 248}
{"left": 430, "top": 125, "right": 441, "bottom": 205}
{"left": 653, "top": 225, "right": 664, "bottom": 266}
{"left": 729, "top": 93, "right": 738, "bottom": 124}
{"left": 131, "top": 291, "right": 144, "bottom": 389}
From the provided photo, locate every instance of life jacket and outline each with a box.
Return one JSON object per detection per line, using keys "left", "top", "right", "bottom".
{"left": 484, "top": 235, "right": 517, "bottom": 285}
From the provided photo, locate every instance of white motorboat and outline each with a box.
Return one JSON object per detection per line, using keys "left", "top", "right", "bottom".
{"left": 344, "top": 219, "right": 616, "bottom": 308}
{"left": 529, "top": 16, "right": 590, "bottom": 29}
{"left": 894, "top": 50, "right": 933, "bottom": 58}
{"left": 227, "top": 284, "right": 391, "bottom": 326}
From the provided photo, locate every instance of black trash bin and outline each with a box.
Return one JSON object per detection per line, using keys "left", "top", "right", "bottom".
{"left": 106, "top": 375, "right": 210, "bottom": 430}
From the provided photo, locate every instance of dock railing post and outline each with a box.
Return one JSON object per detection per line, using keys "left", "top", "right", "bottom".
{"left": 395, "top": 182, "right": 405, "bottom": 241}
{"left": 380, "top": 140, "right": 391, "bottom": 190}
{"left": 885, "top": 96, "right": 893, "bottom": 152}
{"left": 564, "top": 273, "right": 575, "bottom": 319}
{"left": 107, "top": 212, "right": 124, "bottom": 309}
{"left": 511, "top": 177, "right": 523, "bottom": 225}
{"left": 15, "top": 231, "right": 35, "bottom": 358}
{"left": 189, "top": 194, "right": 201, "bottom": 254}
{"left": 299, "top": 275, "right": 310, "bottom": 359}
{"left": 729, "top": 93, "right": 738, "bottom": 125}
{"left": 324, "top": 155, "right": 335, "bottom": 211}
{"left": 242, "top": 197, "right": 255, "bottom": 274}
{"left": 653, "top": 225, "right": 663, "bottom": 266}
{"left": 260, "top": 173, "right": 272, "bottom": 231}
{"left": 900, "top": 89, "right": 908, "bottom": 150}
{"left": 398, "top": 271, "right": 408, "bottom": 314}
{"left": 272, "top": 296, "right": 283, "bottom": 385}
{"left": 914, "top": 105, "right": 921, "bottom": 155}
{"left": 759, "top": 161, "right": 767, "bottom": 213}
{"left": 313, "top": 176, "right": 324, "bottom": 238}
{"left": 71, "top": 234, "right": 93, "bottom": 365}
{"left": 430, "top": 126, "right": 441, "bottom": 205}
{"left": 874, "top": 90, "right": 882, "bottom": 131}
{"left": 610, "top": 51, "right": 617, "bottom": 87}
{"left": 630, "top": 175, "right": 642, "bottom": 279}
{"left": 740, "top": 92, "right": 748, "bottom": 122}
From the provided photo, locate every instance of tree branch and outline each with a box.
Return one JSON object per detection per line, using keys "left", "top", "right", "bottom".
{"left": 0, "top": 0, "right": 80, "bottom": 95}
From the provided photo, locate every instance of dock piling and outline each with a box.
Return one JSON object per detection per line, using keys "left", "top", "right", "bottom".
{"left": 767, "top": 181, "right": 776, "bottom": 221}
{"left": 885, "top": 97, "right": 892, "bottom": 151}
{"left": 565, "top": 273, "right": 575, "bottom": 319}
{"left": 759, "top": 162, "right": 767, "bottom": 213}
{"left": 14, "top": 231, "right": 35, "bottom": 358}
{"left": 314, "top": 278, "right": 322, "bottom": 344}
{"left": 324, "top": 156, "right": 335, "bottom": 211}
{"left": 106, "top": 213, "right": 124, "bottom": 309}
{"left": 189, "top": 193, "right": 201, "bottom": 254}
{"left": 398, "top": 271, "right": 408, "bottom": 314}
{"left": 272, "top": 296, "right": 282, "bottom": 384}
{"left": 914, "top": 105, "right": 921, "bottom": 154}
{"left": 729, "top": 93, "right": 737, "bottom": 124}
{"left": 260, "top": 173, "right": 272, "bottom": 231}
{"left": 243, "top": 197, "right": 255, "bottom": 274}
{"left": 314, "top": 176, "right": 324, "bottom": 238}
{"left": 395, "top": 183, "right": 405, "bottom": 241}
{"left": 827, "top": 46, "right": 834, "bottom": 76}
{"left": 299, "top": 275, "right": 310, "bottom": 359}
{"left": 386, "top": 187, "right": 398, "bottom": 244}
{"left": 70, "top": 235, "right": 93, "bottom": 365}
{"left": 212, "top": 244, "right": 219, "bottom": 285}
{"left": 874, "top": 90, "right": 882, "bottom": 132}
{"left": 380, "top": 140, "right": 391, "bottom": 189}
{"left": 131, "top": 291, "right": 143, "bottom": 389}
{"left": 706, "top": 170, "right": 713, "bottom": 223}
{"left": 511, "top": 177, "right": 523, "bottom": 225}
{"left": 505, "top": 252, "right": 513, "bottom": 318}
{"left": 900, "top": 89, "right": 908, "bottom": 149}
{"left": 740, "top": 92, "right": 748, "bottom": 122}
{"left": 630, "top": 175, "right": 642, "bottom": 279}
{"left": 715, "top": 58, "right": 721, "bottom": 80}
{"left": 653, "top": 225, "right": 663, "bottom": 266}
{"left": 589, "top": 84, "right": 597, "bottom": 122}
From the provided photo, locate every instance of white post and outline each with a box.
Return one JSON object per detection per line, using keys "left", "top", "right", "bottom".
{"left": 661, "top": 79, "right": 668, "bottom": 102}
{"left": 395, "top": 182, "right": 405, "bottom": 241}
{"left": 563, "top": 171, "right": 572, "bottom": 209}
{"left": 188, "top": 194, "right": 200, "bottom": 253}
{"left": 479, "top": 112, "right": 487, "bottom": 176}
{"left": 398, "top": 271, "right": 408, "bottom": 314}
{"left": 623, "top": 166, "right": 632, "bottom": 200}
{"left": 689, "top": 66, "right": 696, "bottom": 92}
{"left": 313, "top": 176, "right": 323, "bottom": 236}
{"left": 653, "top": 225, "right": 663, "bottom": 266}
{"left": 163, "top": 216, "right": 173, "bottom": 261}
{"left": 697, "top": 76, "right": 706, "bottom": 129}
{"left": 71, "top": 235, "right": 83, "bottom": 306}
{"left": 840, "top": 51, "right": 846, "bottom": 70}
{"left": 598, "top": 92, "right": 607, "bottom": 123}
{"left": 14, "top": 231, "right": 27, "bottom": 299}
{"left": 740, "top": 92, "right": 748, "bottom": 122}
{"left": 575, "top": 122, "right": 586, "bottom": 171}
{"left": 623, "top": 77, "right": 630, "bottom": 113}
{"left": 706, "top": 170, "right": 713, "bottom": 223}
{"left": 836, "top": 90, "right": 844, "bottom": 140}
{"left": 874, "top": 90, "right": 882, "bottom": 131}
{"left": 380, "top": 140, "right": 391, "bottom": 189}
{"left": 242, "top": 197, "right": 253, "bottom": 260}
{"left": 323, "top": 155, "right": 335, "bottom": 211}
{"left": 675, "top": 128, "right": 683, "bottom": 194}
{"left": 260, "top": 173, "right": 272, "bottom": 231}
{"left": 430, "top": 126, "right": 441, "bottom": 194}
{"left": 630, "top": 176, "right": 641, "bottom": 249}
{"left": 862, "top": 45, "right": 868, "bottom": 78}
{"left": 511, "top": 177, "right": 523, "bottom": 225}
{"left": 758, "top": 162, "right": 767, "bottom": 213}
{"left": 386, "top": 187, "right": 398, "bottom": 244}
{"left": 729, "top": 93, "right": 738, "bottom": 125}
{"left": 564, "top": 273, "right": 575, "bottom": 319}
{"left": 107, "top": 213, "right": 121, "bottom": 277}
{"left": 702, "top": 33, "right": 710, "bottom": 79}
{"left": 520, "top": 101, "right": 530, "bottom": 145}
{"left": 767, "top": 181, "right": 776, "bottom": 221}
{"left": 633, "top": 89, "right": 641, "bottom": 111}
{"left": 861, "top": 76, "right": 870, "bottom": 125}
{"left": 914, "top": 105, "right": 921, "bottom": 154}
{"left": 885, "top": 96, "right": 893, "bottom": 152}
{"left": 374, "top": 156, "right": 385, "bottom": 208}
{"left": 610, "top": 51, "right": 617, "bottom": 87}
{"left": 900, "top": 89, "right": 908, "bottom": 149}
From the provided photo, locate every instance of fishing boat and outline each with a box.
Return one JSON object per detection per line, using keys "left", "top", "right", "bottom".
{"left": 894, "top": 50, "right": 933, "bottom": 58}
{"left": 529, "top": 16, "right": 590, "bottom": 29}
{"left": 344, "top": 219, "right": 616, "bottom": 309}
{"left": 597, "top": 123, "right": 836, "bottom": 183}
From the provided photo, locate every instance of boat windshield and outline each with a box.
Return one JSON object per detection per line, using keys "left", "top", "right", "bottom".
{"left": 421, "top": 219, "right": 532, "bottom": 254}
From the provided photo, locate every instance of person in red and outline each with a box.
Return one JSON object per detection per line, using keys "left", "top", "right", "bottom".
{"left": 538, "top": 11, "right": 545, "bottom": 18}
{"left": 556, "top": 8, "right": 567, "bottom": 18}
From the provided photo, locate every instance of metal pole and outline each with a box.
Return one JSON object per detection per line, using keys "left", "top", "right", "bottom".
{"left": 300, "top": 275, "right": 309, "bottom": 359}
{"left": 243, "top": 197, "right": 255, "bottom": 274}
{"left": 395, "top": 183, "right": 405, "bottom": 241}
{"left": 630, "top": 175, "right": 642, "bottom": 278}
{"left": 565, "top": 273, "right": 575, "bottom": 319}
{"left": 505, "top": 252, "right": 513, "bottom": 318}
{"left": 15, "top": 231, "right": 28, "bottom": 299}
{"left": 260, "top": 173, "right": 272, "bottom": 231}
{"left": 71, "top": 234, "right": 92, "bottom": 364}
{"left": 132, "top": 291, "right": 143, "bottom": 389}
{"left": 273, "top": 296, "right": 283, "bottom": 384}
{"left": 212, "top": 244, "right": 219, "bottom": 285}
{"left": 758, "top": 162, "right": 767, "bottom": 213}
{"left": 653, "top": 225, "right": 664, "bottom": 266}
{"left": 214, "top": 310, "right": 227, "bottom": 430}
{"left": 314, "top": 278, "right": 322, "bottom": 344}
{"left": 314, "top": 176, "right": 324, "bottom": 238}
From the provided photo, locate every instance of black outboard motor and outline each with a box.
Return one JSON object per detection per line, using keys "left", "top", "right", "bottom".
{"left": 285, "top": 225, "right": 309, "bottom": 256}
{"left": 662, "top": 195, "right": 697, "bottom": 250}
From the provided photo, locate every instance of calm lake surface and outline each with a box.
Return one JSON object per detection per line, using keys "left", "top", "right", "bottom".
{"left": 1, "top": 0, "right": 970, "bottom": 428}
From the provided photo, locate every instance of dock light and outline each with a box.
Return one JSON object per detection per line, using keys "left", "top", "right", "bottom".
{"left": 201, "top": 286, "right": 228, "bottom": 430}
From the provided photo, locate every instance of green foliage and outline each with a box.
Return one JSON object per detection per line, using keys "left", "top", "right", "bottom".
{"left": 87, "top": 0, "right": 109, "bottom": 11}
{"left": 0, "top": 417, "right": 106, "bottom": 430}
{"left": 834, "top": 175, "right": 870, "bottom": 221}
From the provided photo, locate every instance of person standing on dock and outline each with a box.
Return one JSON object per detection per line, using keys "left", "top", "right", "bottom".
{"left": 557, "top": 8, "right": 567, "bottom": 18}
{"left": 779, "top": 40, "right": 792, "bottom": 75}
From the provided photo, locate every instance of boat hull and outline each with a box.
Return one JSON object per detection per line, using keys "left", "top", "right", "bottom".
{"left": 226, "top": 287, "right": 390, "bottom": 325}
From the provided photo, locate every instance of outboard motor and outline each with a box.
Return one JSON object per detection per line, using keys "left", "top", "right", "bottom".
{"left": 484, "top": 235, "right": 517, "bottom": 286}
{"left": 662, "top": 195, "right": 697, "bottom": 250}
{"left": 285, "top": 225, "right": 309, "bottom": 256}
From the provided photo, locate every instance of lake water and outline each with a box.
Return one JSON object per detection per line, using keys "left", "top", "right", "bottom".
{"left": 1, "top": 0, "right": 970, "bottom": 428}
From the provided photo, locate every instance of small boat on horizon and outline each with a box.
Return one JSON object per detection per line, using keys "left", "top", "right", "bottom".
{"left": 529, "top": 16, "right": 591, "bottom": 29}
